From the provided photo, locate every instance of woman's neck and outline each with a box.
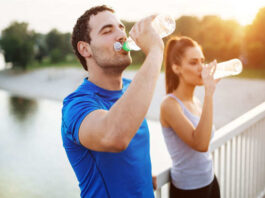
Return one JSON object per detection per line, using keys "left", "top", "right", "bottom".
{"left": 173, "top": 82, "right": 195, "bottom": 102}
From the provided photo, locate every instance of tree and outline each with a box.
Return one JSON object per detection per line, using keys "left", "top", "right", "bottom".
{"left": 197, "top": 16, "right": 243, "bottom": 62}
{"left": 174, "top": 16, "right": 200, "bottom": 40}
{"left": 46, "top": 29, "right": 72, "bottom": 63}
{"left": 122, "top": 20, "right": 146, "bottom": 65}
{"left": 0, "top": 21, "right": 35, "bottom": 70}
{"left": 244, "top": 7, "right": 265, "bottom": 68}
{"left": 34, "top": 33, "right": 48, "bottom": 63}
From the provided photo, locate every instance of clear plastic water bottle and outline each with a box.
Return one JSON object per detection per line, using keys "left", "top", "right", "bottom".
{"left": 114, "top": 14, "right": 176, "bottom": 51}
{"left": 213, "top": 59, "right": 243, "bottom": 79}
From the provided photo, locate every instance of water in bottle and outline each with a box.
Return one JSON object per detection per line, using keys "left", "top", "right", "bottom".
{"left": 113, "top": 14, "right": 176, "bottom": 51}
{"left": 213, "top": 59, "right": 243, "bottom": 79}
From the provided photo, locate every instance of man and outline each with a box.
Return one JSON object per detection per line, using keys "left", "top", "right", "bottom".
{"left": 61, "top": 5, "right": 163, "bottom": 198}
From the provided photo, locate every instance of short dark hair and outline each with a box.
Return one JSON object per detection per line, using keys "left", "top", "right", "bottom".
{"left": 72, "top": 5, "right": 115, "bottom": 70}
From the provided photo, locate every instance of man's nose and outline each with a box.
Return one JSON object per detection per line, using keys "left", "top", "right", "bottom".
{"left": 116, "top": 28, "right": 127, "bottom": 42}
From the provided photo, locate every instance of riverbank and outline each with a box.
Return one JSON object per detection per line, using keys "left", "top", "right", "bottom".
{"left": 0, "top": 67, "right": 265, "bottom": 129}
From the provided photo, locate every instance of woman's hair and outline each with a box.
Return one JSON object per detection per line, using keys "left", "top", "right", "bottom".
{"left": 164, "top": 36, "right": 199, "bottom": 93}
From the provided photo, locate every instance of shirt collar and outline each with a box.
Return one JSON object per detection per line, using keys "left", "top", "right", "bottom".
{"left": 82, "top": 78, "right": 126, "bottom": 101}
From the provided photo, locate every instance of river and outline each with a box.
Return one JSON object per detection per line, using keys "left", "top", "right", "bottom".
{"left": 0, "top": 89, "right": 171, "bottom": 198}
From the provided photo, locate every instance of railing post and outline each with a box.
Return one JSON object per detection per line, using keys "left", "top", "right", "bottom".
{"left": 236, "top": 135, "right": 241, "bottom": 198}
{"left": 155, "top": 189, "right": 161, "bottom": 198}
{"left": 240, "top": 133, "right": 246, "bottom": 198}
{"left": 228, "top": 140, "right": 233, "bottom": 198}
{"left": 154, "top": 102, "right": 265, "bottom": 198}
{"left": 231, "top": 137, "right": 236, "bottom": 198}
{"left": 250, "top": 127, "right": 255, "bottom": 197}
{"left": 246, "top": 130, "right": 250, "bottom": 197}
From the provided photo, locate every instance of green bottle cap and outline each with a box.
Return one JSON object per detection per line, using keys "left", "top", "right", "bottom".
{"left": 122, "top": 42, "right": 131, "bottom": 51}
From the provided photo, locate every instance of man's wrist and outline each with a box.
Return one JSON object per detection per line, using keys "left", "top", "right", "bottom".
{"left": 147, "top": 47, "right": 163, "bottom": 60}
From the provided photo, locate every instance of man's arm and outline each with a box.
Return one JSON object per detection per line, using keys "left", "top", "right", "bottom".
{"left": 79, "top": 15, "right": 164, "bottom": 152}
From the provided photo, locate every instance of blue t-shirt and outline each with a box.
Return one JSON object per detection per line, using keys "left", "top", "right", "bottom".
{"left": 61, "top": 78, "right": 154, "bottom": 198}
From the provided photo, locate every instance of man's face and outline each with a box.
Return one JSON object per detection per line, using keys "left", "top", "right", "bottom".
{"left": 88, "top": 11, "right": 132, "bottom": 74}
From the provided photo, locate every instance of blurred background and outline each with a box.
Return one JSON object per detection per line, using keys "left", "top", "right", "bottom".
{"left": 0, "top": 0, "right": 265, "bottom": 74}
{"left": 0, "top": 0, "right": 265, "bottom": 198}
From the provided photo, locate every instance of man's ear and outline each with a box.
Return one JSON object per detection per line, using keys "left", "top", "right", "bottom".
{"left": 172, "top": 63, "right": 181, "bottom": 75}
{"left": 77, "top": 41, "right": 92, "bottom": 58}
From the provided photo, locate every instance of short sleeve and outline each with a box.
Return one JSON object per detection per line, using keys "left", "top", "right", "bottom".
{"left": 62, "top": 95, "right": 101, "bottom": 145}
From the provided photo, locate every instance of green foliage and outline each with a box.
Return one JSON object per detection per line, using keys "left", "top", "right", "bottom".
{"left": 236, "top": 68, "right": 265, "bottom": 79}
{"left": 50, "top": 48, "right": 64, "bottom": 63}
{"left": 168, "top": 11, "right": 262, "bottom": 70}
{"left": 1, "top": 8, "right": 265, "bottom": 71}
{"left": 45, "top": 29, "right": 72, "bottom": 63}
{"left": 245, "top": 42, "right": 265, "bottom": 68}
{"left": 201, "top": 17, "right": 242, "bottom": 62}
{"left": 130, "top": 15, "right": 245, "bottom": 65}
{"left": 174, "top": 16, "right": 200, "bottom": 39}
{"left": 34, "top": 33, "right": 48, "bottom": 63}
{"left": 244, "top": 7, "right": 265, "bottom": 69}
{"left": 122, "top": 20, "right": 146, "bottom": 65}
{"left": 121, "top": 20, "right": 135, "bottom": 36}
{"left": 172, "top": 15, "right": 243, "bottom": 62}
{"left": 0, "top": 22, "right": 35, "bottom": 70}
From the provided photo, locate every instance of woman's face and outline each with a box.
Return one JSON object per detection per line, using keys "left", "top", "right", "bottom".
{"left": 176, "top": 46, "right": 205, "bottom": 86}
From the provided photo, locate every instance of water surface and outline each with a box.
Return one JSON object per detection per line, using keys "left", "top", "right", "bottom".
{"left": 0, "top": 89, "right": 171, "bottom": 198}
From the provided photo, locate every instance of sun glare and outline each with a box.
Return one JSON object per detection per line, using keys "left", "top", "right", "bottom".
{"left": 230, "top": 0, "right": 265, "bottom": 25}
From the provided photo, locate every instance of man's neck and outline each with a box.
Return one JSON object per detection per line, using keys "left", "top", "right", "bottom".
{"left": 88, "top": 70, "right": 123, "bottom": 91}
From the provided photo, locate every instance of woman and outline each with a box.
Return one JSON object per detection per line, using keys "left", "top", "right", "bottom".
{"left": 160, "top": 36, "right": 220, "bottom": 198}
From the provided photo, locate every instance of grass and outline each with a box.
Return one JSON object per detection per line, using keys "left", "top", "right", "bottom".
{"left": 26, "top": 61, "right": 80, "bottom": 71}
{"left": 26, "top": 60, "right": 142, "bottom": 71}
{"left": 235, "top": 68, "right": 265, "bottom": 80}
{"left": 126, "top": 64, "right": 141, "bottom": 70}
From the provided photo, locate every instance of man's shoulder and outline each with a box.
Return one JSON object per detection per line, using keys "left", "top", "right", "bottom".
{"left": 63, "top": 90, "right": 98, "bottom": 108}
{"left": 63, "top": 79, "right": 97, "bottom": 105}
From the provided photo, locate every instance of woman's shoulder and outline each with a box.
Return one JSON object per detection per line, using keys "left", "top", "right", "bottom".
{"left": 160, "top": 95, "right": 183, "bottom": 115}
{"left": 160, "top": 95, "right": 187, "bottom": 128}
{"left": 160, "top": 96, "right": 179, "bottom": 127}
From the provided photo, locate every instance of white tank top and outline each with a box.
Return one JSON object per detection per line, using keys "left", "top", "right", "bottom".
{"left": 161, "top": 94, "right": 215, "bottom": 190}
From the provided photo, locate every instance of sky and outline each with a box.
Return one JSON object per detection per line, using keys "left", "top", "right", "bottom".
{"left": 0, "top": 0, "right": 265, "bottom": 34}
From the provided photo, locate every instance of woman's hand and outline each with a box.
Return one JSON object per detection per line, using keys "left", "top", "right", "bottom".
{"left": 201, "top": 60, "right": 219, "bottom": 96}
{"left": 152, "top": 175, "right": 157, "bottom": 190}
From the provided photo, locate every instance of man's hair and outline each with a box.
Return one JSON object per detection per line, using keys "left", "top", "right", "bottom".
{"left": 72, "top": 5, "right": 115, "bottom": 70}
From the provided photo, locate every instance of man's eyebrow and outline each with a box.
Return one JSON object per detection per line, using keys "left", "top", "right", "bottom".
{"left": 98, "top": 24, "right": 113, "bottom": 34}
{"left": 98, "top": 23, "right": 125, "bottom": 34}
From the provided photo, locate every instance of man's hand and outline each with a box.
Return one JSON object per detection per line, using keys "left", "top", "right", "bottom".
{"left": 129, "top": 15, "right": 164, "bottom": 55}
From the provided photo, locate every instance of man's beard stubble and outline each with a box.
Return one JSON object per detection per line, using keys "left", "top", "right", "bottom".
{"left": 91, "top": 46, "right": 132, "bottom": 75}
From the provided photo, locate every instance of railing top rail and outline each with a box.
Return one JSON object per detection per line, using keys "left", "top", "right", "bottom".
{"left": 155, "top": 101, "right": 265, "bottom": 190}
{"left": 209, "top": 101, "right": 265, "bottom": 152}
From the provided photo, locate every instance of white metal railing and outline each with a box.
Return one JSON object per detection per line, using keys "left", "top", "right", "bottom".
{"left": 155, "top": 101, "right": 265, "bottom": 198}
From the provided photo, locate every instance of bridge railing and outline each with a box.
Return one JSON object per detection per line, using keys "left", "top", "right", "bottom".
{"left": 154, "top": 101, "right": 265, "bottom": 198}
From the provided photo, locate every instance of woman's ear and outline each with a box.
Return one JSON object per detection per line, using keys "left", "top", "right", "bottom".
{"left": 172, "top": 64, "right": 181, "bottom": 75}
{"left": 77, "top": 41, "right": 92, "bottom": 58}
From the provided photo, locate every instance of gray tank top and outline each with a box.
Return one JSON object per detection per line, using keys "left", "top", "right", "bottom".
{"left": 161, "top": 94, "right": 214, "bottom": 190}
